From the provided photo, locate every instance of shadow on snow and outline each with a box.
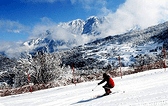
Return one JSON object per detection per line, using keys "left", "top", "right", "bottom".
{"left": 71, "top": 95, "right": 104, "bottom": 105}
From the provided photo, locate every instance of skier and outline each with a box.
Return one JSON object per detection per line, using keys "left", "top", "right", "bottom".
{"left": 98, "top": 73, "right": 115, "bottom": 95}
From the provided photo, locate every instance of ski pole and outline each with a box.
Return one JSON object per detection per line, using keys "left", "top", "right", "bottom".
{"left": 92, "top": 85, "right": 98, "bottom": 91}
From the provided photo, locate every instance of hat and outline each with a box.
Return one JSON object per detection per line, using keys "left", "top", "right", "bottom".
{"left": 103, "top": 73, "right": 107, "bottom": 78}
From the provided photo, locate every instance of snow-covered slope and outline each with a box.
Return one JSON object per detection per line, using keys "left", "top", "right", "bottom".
{"left": 1, "top": 68, "right": 168, "bottom": 106}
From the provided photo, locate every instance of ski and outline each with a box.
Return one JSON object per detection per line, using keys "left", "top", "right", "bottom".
{"left": 94, "top": 91, "right": 125, "bottom": 98}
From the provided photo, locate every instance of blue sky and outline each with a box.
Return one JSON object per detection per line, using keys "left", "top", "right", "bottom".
{"left": 1, "top": 0, "right": 168, "bottom": 43}
{"left": 0, "top": 0, "right": 126, "bottom": 42}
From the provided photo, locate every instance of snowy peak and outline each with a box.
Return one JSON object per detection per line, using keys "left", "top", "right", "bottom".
{"left": 82, "top": 16, "right": 104, "bottom": 35}
{"left": 23, "top": 35, "right": 72, "bottom": 53}
{"left": 68, "top": 19, "right": 85, "bottom": 34}
{"left": 60, "top": 16, "right": 105, "bottom": 35}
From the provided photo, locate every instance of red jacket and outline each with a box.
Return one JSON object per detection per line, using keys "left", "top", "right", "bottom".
{"left": 98, "top": 74, "right": 115, "bottom": 87}
{"left": 109, "top": 77, "right": 115, "bottom": 87}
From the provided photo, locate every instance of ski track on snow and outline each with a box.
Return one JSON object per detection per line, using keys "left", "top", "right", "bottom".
{"left": 0, "top": 68, "right": 168, "bottom": 106}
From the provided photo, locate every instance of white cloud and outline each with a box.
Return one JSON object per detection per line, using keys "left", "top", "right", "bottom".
{"left": 7, "top": 29, "right": 20, "bottom": 33}
{"left": 30, "top": 17, "right": 92, "bottom": 46}
{"left": 30, "top": 17, "right": 72, "bottom": 41}
{"left": 30, "top": 17, "right": 56, "bottom": 37}
{"left": 70, "top": 0, "right": 168, "bottom": 36}
{"left": 70, "top": 0, "right": 107, "bottom": 12}
{"left": 70, "top": 0, "right": 76, "bottom": 4}
{"left": 0, "top": 41, "right": 27, "bottom": 58}
{"left": 99, "top": 0, "right": 168, "bottom": 36}
{"left": 0, "top": 20, "right": 31, "bottom": 58}
{"left": 0, "top": 19, "right": 29, "bottom": 34}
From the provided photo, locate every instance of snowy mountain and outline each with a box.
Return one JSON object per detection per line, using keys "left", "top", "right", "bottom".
{"left": 82, "top": 16, "right": 105, "bottom": 35}
{"left": 60, "top": 19, "right": 85, "bottom": 35}
{"left": 23, "top": 32, "right": 76, "bottom": 53}
{"left": 1, "top": 19, "right": 168, "bottom": 70}
{"left": 60, "top": 16, "right": 105, "bottom": 36}
{"left": 21, "top": 16, "right": 106, "bottom": 54}
{"left": 60, "top": 21, "right": 168, "bottom": 69}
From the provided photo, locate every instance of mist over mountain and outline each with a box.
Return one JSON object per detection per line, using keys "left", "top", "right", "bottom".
{"left": 21, "top": 16, "right": 107, "bottom": 55}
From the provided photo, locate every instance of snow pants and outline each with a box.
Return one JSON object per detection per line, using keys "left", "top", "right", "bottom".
{"left": 103, "top": 83, "right": 114, "bottom": 94}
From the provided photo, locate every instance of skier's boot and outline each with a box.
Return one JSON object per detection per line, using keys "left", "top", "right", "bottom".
{"left": 105, "top": 90, "right": 111, "bottom": 95}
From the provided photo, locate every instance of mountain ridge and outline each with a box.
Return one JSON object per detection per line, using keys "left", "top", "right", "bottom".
{"left": 59, "top": 21, "right": 168, "bottom": 69}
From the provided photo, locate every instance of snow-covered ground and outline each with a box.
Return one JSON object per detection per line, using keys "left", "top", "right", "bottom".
{"left": 0, "top": 68, "right": 168, "bottom": 106}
